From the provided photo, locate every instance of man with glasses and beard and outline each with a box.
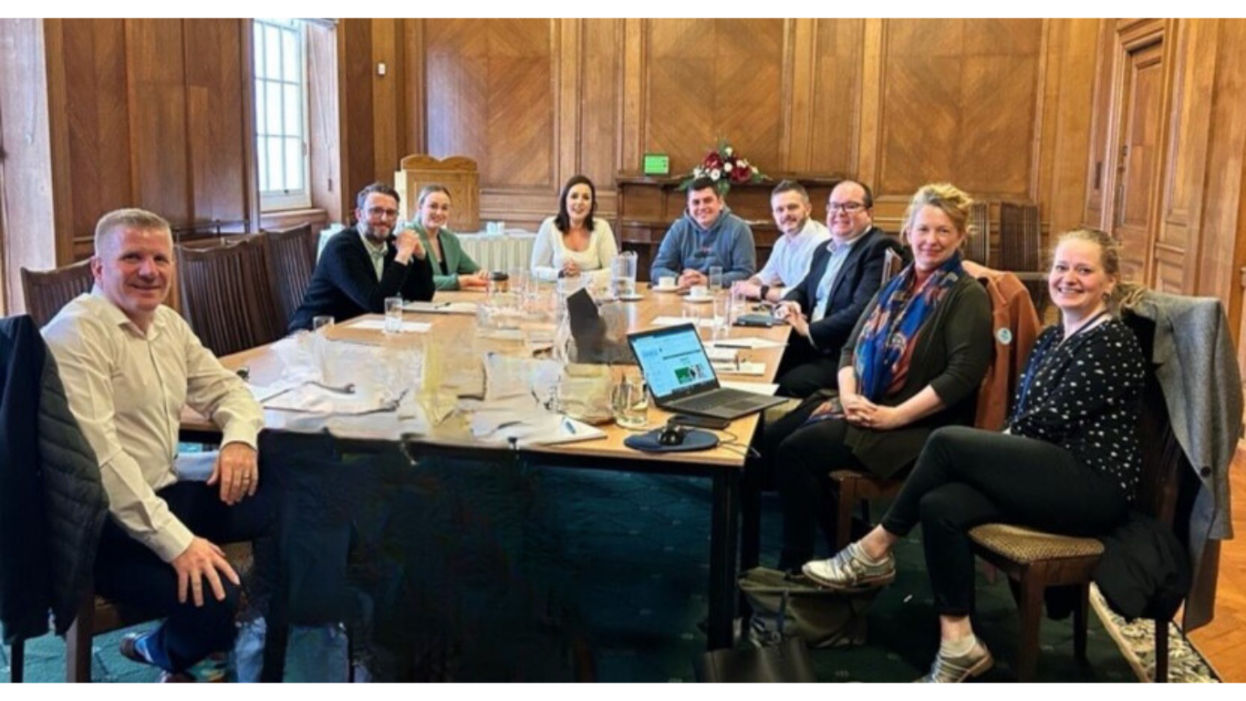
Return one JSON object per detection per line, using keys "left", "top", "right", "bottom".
{"left": 288, "top": 182, "right": 435, "bottom": 331}
{"left": 773, "top": 179, "right": 903, "bottom": 398}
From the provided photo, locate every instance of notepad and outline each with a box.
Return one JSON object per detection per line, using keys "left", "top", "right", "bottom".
{"left": 709, "top": 337, "right": 786, "bottom": 350}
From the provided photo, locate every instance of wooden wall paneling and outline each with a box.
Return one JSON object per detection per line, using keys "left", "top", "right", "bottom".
{"left": 1036, "top": 19, "right": 1101, "bottom": 238}
{"left": 183, "top": 19, "right": 248, "bottom": 229}
{"left": 1158, "top": 19, "right": 1217, "bottom": 294}
{"left": 782, "top": 19, "right": 812, "bottom": 173}
{"left": 307, "top": 21, "right": 341, "bottom": 223}
{"left": 809, "top": 19, "right": 864, "bottom": 181}
{"left": 855, "top": 19, "right": 884, "bottom": 190}
{"left": 486, "top": 19, "right": 554, "bottom": 190}
{"left": 555, "top": 18, "right": 579, "bottom": 191}
{"left": 424, "top": 19, "right": 487, "bottom": 176}
{"left": 370, "top": 18, "right": 400, "bottom": 184}
{"left": 402, "top": 19, "right": 426, "bottom": 157}
{"left": 41, "top": 19, "right": 75, "bottom": 266}
{"left": 124, "top": 19, "right": 190, "bottom": 226}
{"left": 958, "top": 19, "right": 1042, "bottom": 200}
{"left": 239, "top": 19, "right": 260, "bottom": 231}
{"left": 578, "top": 18, "right": 622, "bottom": 206}
{"left": 878, "top": 19, "right": 965, "bottom": 198}
{"left": 0, "top": 19, "right": 58, "bottom": 312}
{"left": 1195, "top": 19, "right": 1246, "bottom": 309}
{"left": 1083, "top": 19, "right": 1116, "bottom": 226}
{"left": 338, "top": 18, "right": 375, "bottom": 217}
{"left": 619, "top": 19, "right": 645, "bottom": 176}
{"left": 60, "top": 19, "right": 129, "bottom": 256}
{"left": 643, "top": 19, "right": 784, "bottom": 176}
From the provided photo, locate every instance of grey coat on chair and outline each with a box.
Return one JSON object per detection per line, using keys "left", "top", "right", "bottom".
{"left": 1128, "top": 291, "right": 1242, "bottom": 630}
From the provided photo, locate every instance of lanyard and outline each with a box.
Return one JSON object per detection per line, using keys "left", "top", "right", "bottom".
{"left": 1015, "top": 310, "right": 1110, "bottom": 415}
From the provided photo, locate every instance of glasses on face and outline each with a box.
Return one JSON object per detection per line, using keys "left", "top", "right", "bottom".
{"left": 828, "top": 202, "right": 866, "bottom": 214}
{"left": 367, "top": 207, "right": 399, "bottom": 218}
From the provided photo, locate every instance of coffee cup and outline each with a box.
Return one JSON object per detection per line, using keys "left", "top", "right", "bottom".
{"left": 657, "top": 276, "right": 677, "bottom": 290}
{"left": 689, "top": 284, "right": 709, "bottom": 299}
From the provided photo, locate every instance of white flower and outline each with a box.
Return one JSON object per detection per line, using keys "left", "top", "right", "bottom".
{"left": 751, "top": 165, "right": 759, "bottom": 174}
{"left": 724, "top": 146, "right": 734, "bottom": 156}
{"left": 693, "top": 166, "right": 704, "bottom": 177}
{"left": 710, "top": 168, "right": 722, "bottom": 180}
{"left": 723, "top": 162, "right": 733, "bottom": 172}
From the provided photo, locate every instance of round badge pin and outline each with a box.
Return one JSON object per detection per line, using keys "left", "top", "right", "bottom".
{"left": 996, "top": 327, "right": 1013, "bottom": 345}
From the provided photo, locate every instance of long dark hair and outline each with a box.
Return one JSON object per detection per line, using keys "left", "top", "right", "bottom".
{"left": 554, "top": 175, "right": 597, "bottom": 233}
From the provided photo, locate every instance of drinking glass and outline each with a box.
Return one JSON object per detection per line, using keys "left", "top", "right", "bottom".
{"left": 709, "top": 265, "right": 724, "bottom": 291}
{"left": 384, "top": 297, "right": 404, "bottom": 334}
{"left": 611, "top": 251, "right": 638, "bottom": 298}
{"left": 610, "top": 369, "right": 649, "bottom": 429}
{"left": 711, "top": 295, "right": 731, "bottom": 342}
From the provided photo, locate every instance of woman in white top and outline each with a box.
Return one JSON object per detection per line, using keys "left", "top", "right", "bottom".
{"left": 531, "top": 175, "right": 618, "bottom": 284}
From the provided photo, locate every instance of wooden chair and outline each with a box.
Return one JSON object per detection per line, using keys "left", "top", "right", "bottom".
{"left": 176, "top": 236, "right": 284, "bottom": 357}
{"left": 261, "top": 224, "right": 318, "bottom": 328}
{"left": 966, "top": 201, "right": 990, "bottom": 266}
{"left": 968, "top": 312, "right": 1183, "bottom": 682}
{"left": 20, "top": 259, "right": 95, "bottom": 328}
{"left": 393, "top": 155, "right": 480, "bottom": 232}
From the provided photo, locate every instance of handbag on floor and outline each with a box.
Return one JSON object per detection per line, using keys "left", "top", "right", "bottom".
{"left": 701, "top": 587, "right": 816, "bottom": 682}
{"left": 740, "top": 567, "right": 876, "bottom": 649}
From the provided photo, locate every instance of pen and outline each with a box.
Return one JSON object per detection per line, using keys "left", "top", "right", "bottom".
{"left": 715, "top": 341, "right": 751, "bottom": 348}
{"left": 563, "top": 418, "right": 577, "bottom": 434}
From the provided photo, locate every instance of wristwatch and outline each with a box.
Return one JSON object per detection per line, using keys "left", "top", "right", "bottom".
{"left": 758, "top": 284, "right": 770, "bottom": 301}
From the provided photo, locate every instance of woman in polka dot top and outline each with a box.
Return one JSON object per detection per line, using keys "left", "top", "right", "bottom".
{"left": 800, "top": 228, "right": 1146, "bottom": 682}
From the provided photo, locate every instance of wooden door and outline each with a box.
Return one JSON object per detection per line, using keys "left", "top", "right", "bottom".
{"left": 1109, "top": 39, "right": 1164, "bottom": 283}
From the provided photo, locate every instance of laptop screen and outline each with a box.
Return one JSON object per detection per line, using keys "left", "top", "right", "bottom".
{"left": 628, "top": 324, "right": 719, "bottom": 401}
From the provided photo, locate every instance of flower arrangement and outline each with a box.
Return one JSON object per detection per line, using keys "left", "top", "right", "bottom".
{"left": 680, "top": 139, "right": 768, "bottom": 195}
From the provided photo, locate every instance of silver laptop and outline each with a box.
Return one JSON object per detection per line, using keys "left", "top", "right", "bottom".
{"left": 627, "top": 324, "right": 786, "bottom": 420}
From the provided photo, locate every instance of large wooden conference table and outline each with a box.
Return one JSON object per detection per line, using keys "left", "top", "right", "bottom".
{"left": 181, "top": 287, "right": 792, "bottom": 653}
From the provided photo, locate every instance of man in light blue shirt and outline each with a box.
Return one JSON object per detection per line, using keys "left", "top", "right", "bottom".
{"left": 650, "top": 177, "right": 756, "bottom": 288}
{"left": 733, "top": 181, "right": 830, "bottom": 303}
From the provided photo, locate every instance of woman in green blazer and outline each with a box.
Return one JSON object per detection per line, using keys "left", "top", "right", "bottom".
{"left": 406, "top": 184, "right": 488, "bottom": 291}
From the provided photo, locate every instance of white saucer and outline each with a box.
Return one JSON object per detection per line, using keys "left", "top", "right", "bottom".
{"left": 618, "top": 293, "right": 645, "bottom": 301}
{"left": 683, "top": 295, "right": 713, "bottom": 304}
{"left": 652, "top": 286, "right": 679, "bottom": 293}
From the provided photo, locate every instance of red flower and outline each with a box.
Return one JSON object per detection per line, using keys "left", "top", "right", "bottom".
{"left": 730, "top": 164, "right": 752, "bottom": 184}
{"left": 703, "top": 152, "right": 724, "bottom": 170}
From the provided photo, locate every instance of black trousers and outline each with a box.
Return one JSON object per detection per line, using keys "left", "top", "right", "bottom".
{"left": 757, "top": 395, "right": 865, "bottom": 570}
{"left": 95, "top": 480, "right": 276, "bottom": 672}
{"left": 880, "top": 426, "right": 1128, "bottom": 616}
{"left": 774, "top": 335, "right": 840, "bottom": 399}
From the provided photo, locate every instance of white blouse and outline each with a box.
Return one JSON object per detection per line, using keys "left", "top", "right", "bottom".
{"left": 530, "top": 216, "right": 619, "bottom": 284}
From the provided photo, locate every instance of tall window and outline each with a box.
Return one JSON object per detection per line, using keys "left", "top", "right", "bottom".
{"left": 253, "top": 18, "right": 310, "bottom": 211}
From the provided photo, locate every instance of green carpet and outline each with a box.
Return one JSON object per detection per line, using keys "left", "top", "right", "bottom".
{"left": 3, "top": 457, "right": 1140, "bottom": 682}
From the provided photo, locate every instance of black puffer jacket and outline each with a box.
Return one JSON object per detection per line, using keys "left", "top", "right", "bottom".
{"left": 0, "top": 315, "right": 107, "bottom": 644}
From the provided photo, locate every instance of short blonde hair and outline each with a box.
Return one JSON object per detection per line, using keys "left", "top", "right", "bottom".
{"left": 94, "top": 208, "right": 171, "bottom": 253}
{"left": 901, "top": 183, "right": 975, "bottom": 239}
{"left": 416, "top": 184, "right": 452, "bottom": 208}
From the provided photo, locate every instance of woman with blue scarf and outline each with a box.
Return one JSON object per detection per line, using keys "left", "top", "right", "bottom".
{"left": 762, "top": 183, "right": 992, "bottom": 574}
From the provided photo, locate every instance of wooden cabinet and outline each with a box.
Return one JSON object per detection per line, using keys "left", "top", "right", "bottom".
{"left": 614, "top": 174, "right": 844, "bottom": 281}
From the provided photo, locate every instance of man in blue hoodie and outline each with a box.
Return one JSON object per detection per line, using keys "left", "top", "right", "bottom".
{"left": 650, "top": 176, "right": 756, "bottom": 288}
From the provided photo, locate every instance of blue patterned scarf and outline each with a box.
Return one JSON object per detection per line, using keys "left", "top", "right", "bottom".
{"left": 853, "top": 251, "right": 965, "bottom": 401}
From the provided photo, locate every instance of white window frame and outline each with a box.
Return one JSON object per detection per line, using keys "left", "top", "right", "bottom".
{"left": 253, "top": 18, "right": 311, "bottom": 212}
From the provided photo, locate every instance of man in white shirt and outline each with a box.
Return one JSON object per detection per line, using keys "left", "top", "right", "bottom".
{"left": 733, "top": 181, "right": 830, "bottom": 303}
{"left": 43, "top": 208, "right": 269, "bottom": 680}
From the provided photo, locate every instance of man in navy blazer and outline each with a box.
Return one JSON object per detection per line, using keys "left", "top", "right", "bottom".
{"left": 774, "top": 180, "right": 903, "bottom": 398}
{"left": 289, "top": 182, "right": 435, "bottom": 332}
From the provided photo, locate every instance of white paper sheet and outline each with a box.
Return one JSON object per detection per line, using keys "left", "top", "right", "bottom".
{"left": 346, "top": 319, "right": 431, "bottom": 333}
{"left": 719, "top": 380, "right": 781, "bottom": 396}
{"left": 651, "top": 316, "right": 715, "bottom": 328}
{"left": 712, "top": 361, "right": 767, "bottom": 376}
